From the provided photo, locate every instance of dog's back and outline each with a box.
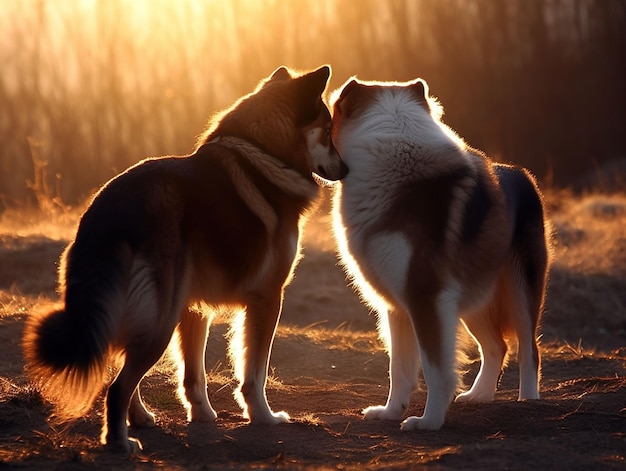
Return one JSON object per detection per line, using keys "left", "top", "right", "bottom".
{"left": 331, "top": 77, "right": 551, "bottom": 432}
{"left": 23, "top": 65, "right": 348, "bottom": 453}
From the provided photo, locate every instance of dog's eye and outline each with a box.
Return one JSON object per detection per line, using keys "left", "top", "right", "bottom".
{"left": 325, "top": 126, "right": 331, "bottom": 135}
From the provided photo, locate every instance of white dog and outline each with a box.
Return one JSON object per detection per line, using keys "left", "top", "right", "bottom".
{"left": 330, "top": 77, "right": 551, "bottom": 431}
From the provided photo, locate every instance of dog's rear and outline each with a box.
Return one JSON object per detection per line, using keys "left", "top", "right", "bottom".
{"left": 23, "top": 238, "right": 132, "bottom": 419}
{"left": 456, "top": 163, "right": 550, "bottom": 403}
{"left": 330, "top": 77, "right": 551, "bottom": 432}
{"left": 23, "top": 182, "right": 193, "bottom": 450}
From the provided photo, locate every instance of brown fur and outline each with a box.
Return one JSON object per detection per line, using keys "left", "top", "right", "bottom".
{"left": 23, "top": 65, "right": 347, "bottom": 453}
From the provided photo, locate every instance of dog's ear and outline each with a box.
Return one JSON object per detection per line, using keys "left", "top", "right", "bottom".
{"left": 334, "top": 79, "right": 373, "bottom": 119}
{"left": 410, "top": 78, "right": 442, "bottom": 119}
{"left": 295, "top": 65, "right": 331, "bottom": 98}
{"left": 293, "top": 66, "right": 331, "bottom": 125}
{"left": 269, "top": 66, "right": 292, "bottom": 82}
{"left": 340, "top": 79, "right": 360, "bottom": 97}
{"left": 410, "top": 79, "right": 429, "bottom": 104}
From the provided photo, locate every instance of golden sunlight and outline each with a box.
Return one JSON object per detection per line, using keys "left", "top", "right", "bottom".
{"left": 1, "top": 1, "right": 625, "bottom": 467}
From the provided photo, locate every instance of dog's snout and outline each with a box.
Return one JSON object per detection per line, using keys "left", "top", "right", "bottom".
{"left": 316, "top": 160, "right": 349, "bottom": 181}
{"left": 338, "top": 160, "right": 349, "bottom": 179}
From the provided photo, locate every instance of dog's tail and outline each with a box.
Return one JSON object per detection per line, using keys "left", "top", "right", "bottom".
{"left": 23, "top": 240, "right": 132, "bottom": 420}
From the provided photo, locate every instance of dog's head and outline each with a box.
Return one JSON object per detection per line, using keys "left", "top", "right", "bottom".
{"left": 330, "top": 77, "right": 451, "bottom": 168}
{"left": 207, "top": 65, "right": 348, "bottom": 182}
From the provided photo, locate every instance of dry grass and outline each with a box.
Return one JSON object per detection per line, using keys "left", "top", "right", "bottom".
{"left": 1, "top": 1, "right": 624, "bottom": 207}
{"left": 540, "top": 190, "right": 626, "bottom": 351}
{"left": 0, "top": 205, "right": 82, "bottom": 241}
{"left": 549, "top": 189, "right": 626, "bottom": 275}
{"left": 0, "top": 188, "right": 625, "bottom": 469}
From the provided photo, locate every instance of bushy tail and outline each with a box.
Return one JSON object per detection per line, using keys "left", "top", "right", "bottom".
{"left": 22, "top": 241, "right": 132, "bottom": 420}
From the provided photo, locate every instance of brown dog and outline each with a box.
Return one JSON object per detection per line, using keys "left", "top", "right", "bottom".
{"left": 23, "top": 65, "right": 348, "bottom": 453}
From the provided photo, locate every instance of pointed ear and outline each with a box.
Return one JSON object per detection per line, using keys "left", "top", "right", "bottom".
{"left": 290, "top": 67, "right": 331, "bottom": 125}
{"left": 334, "top": 78, "right": 372, "bottom": 118}
{"left": 269, "top": 66, "right": 292, "bottom": 82}
{"left": 312, "top": 64, "right": 331, "bottom": 84}
{"left": 410, "top": 78, "right": 428, "bottom": 101}
{"left": 295, "top": 65, "right": 331, "bottom": 98}
{"left": 340, "top": 79, "right": 360, "bottom": 98}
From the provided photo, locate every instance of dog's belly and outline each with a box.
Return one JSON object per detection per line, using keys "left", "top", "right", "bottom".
{"left": 186, "top": 231, "right": 298, "bottom": 307}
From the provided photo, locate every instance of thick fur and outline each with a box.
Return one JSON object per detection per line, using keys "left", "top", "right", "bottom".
{"left": 23, "top": 65, "right": 348, "bottom": 453}
{"left": 330, "top": 78, "right": 550, "bottom": 431}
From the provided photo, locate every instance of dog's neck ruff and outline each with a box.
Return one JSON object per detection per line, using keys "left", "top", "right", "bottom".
{"left": 208, "top": 136, "right": 318, "bottom": 201}
{"left": 206, "top": 136, "right": 318, "bottom": 235}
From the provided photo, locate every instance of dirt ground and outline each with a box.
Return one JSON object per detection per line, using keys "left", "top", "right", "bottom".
{"left": 0, "top": 192, "right": 625, "bottom": 469}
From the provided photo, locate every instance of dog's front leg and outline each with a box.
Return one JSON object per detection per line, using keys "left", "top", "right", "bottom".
{"left": 178, "top": 308, "right": 217, "bottom": 422}
{"left": 363, "top": 308, "right": 420, "bottom": 421}
{"left": 232, "top": 292, "right": 289, "bottom": 425}
{"left": 401, "top": 288, "right": 460, "bottom": 431}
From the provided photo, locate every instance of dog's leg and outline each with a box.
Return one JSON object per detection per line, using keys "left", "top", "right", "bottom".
{"left": 515, "top": 228, "right": 548, "bottom": 400}
{"left": 178, "top": 308, "right": 217, "bottom": 422}
{"left": 233, "top": 293, "right": 289, "bottom": 425}
{"left": 402, "top": 286, "right": 460, "bottom": 431}
{"left": 456, "top": 308, "right": 507, "bottom": 403}
{"left": 517, "top": 331, "right": 540, "bottom": 400}
{"left": 364, "top": 308, "right": 419, "bottom": 421}
{"left": 104, "top": 317, "right": 177, "bottom": 453}
{"left": 128, "top": 387, "right": 156, "bottom": 428}
{"left": 512, "top": 285, "right": 541, "bottom": 400}
{"left": 104, "top": 342, "right": 169, "bottom": 453}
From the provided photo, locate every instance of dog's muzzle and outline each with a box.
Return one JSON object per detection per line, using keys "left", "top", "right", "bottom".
{"left": 316, "top": 160, "right": 349, "bottom": 181}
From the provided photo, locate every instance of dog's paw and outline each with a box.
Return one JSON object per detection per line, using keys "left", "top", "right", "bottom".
{"left": 250, "top": 410, "right": 290, "bottom": 425}
{"left": 454, "top": 389, "right": 494, "bottom": 403}
{"left": 400, "top": 415, "right": 444, "bottom": 432}
{"left": 128, "top": 408, "right": 156, "bottom": 428}
{"left": 362, "top": 405, "right": 405, "bottom": 421}
{"left": 190, "top": 403, "right": 218, "bottom": 423}
{"left": 106, "top": 436, "right": 143, "bottom": 455}
{"left": 269, "top": 410, "right": 291, "bottom": 424}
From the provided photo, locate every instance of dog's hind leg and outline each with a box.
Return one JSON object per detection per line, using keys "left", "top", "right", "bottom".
{"left": 402, "top": 285, "right": 461, "bottom": 431}
{"left": 495, "top": 164, "right": 548, "bottom": 400}
{"left": 177, "top": 308, "right": 217, "bottom": 422}
{"left": 511, "top": 262, "right": 543, "bottom": 400}
{"left": 363, "top": 308, "right": 419, "bottom": 421}
{"left": 456, "top": 305, "right": 507, "bottom": 403}
{"left": 104, "top": 280, "right": 183, "bottom": 453}
{"left": 232, "top": 292, "right": 289, "bottom": 425}
{"left": 514, "top": 299, "right": 540, "bottom": 400}
{"left": 104, "top": 333, "right": 174, "bottom": 453}
{"left": 128, "top": 387, "right": 156, "bottom": 428}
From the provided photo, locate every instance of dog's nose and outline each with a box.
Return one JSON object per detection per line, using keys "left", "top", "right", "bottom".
{"left": 316, "top": 161, "right": 349, "bottom": 181}
{"left": 337, "top": 160, "right": 349, "bottom": 179}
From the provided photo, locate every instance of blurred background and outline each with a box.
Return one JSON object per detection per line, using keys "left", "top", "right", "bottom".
{"left": 1, "top": 0, "right": 625, "bottom": 209}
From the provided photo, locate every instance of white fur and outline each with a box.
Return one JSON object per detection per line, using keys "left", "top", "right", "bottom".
{"left": 363, "top": 308, "right": 419, "bottom": 421}
{"left": 336, "top": 88, "right": 467, "bottom": 174}
{"left": 229, "top": 309, "right": 290, "bottom": 425}
{"left": 332, "top": 83, "right": 488, "bottom": 432}
{"left": 334, "top": 88, "right": 471, "bottom": 249}
{"left": 124, "top": 260, "right": 159, "bottom": 339}
{"left": 365, "top": 232, "right": 412, "bottom": 301}
{"left": 173, "top": 311, "right": 217, "bottom": 423}
{"left": 510, "top": 262, "right": 541, "bottom": 400}
{"left": 333, "top": 78, "right": 547, "bottom": 435}
{"left": 401, "top": 281, "right": 461, "bottom": 431}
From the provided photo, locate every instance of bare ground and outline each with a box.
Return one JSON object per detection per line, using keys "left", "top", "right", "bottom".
{"left": 0, "top": 191, "right": 625, "bottom": 469}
